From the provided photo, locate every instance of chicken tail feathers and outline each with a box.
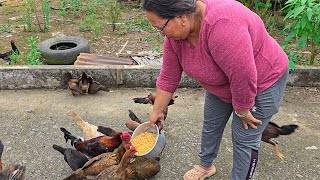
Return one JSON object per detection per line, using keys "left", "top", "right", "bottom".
{"left": 53, "top": 144, "right": 66, "bottom": 155}
{"left": 9, "top": 164, "right": 26, "bottom": 180}
{"left": 279, "top": 124, "right": 299, "bottom": 135}
{"left": 168, "top": 95, "right": 178, "bottom": 106}
{"left": 128, "top": 109, "right": 142, "bottom": 123}
{"left": 100, "top": 85, "right": 110, "bottom": 92}
{"left": 0, "top": 140, "right": 4, "bottom": 159}
{"left": 60, "top": 127, "right": 82, "bottom": 146}
{"left": 97, "top": 126, "right": 118, "bottom": 136}
{"left": 10, "top": 39, "right": 19, "bottom": 55}
{"left": 69, "top": 111, "right": 86, "bottom": 132}
{"left": 63, "top": 72, "right": 73, "bottom": 84}
{"left": 0, "top": 140, "right": 3, "bottom": 171}
{"left": 125, "top": 120, "right": 141, "bottom": 131}
{"left": 133, "top": 97, "right": 149, "bottom": 104}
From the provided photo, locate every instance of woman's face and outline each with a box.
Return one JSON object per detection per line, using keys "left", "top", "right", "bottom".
{"left": 145, "top": 11, "right": 190, "bottom": 40}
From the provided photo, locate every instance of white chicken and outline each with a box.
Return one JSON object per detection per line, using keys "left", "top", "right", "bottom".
{"left": 69, "top": 111, "right": 104, "bottom": 140}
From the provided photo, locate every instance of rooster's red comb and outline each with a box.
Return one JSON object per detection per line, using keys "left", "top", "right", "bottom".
{"left": 121, "top": 131, "right": 131, "bottom": 140}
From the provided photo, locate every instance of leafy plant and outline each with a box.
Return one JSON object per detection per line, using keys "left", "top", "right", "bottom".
{"left": 105, "top": 0, "right": 123, "bottom": 31}
{"left": 283, "top": 0, "right": 320, "bottom": 64}
{"left": 128, "top": 16, "right": 154, "bottom": 32}
{"left": 27, "top": 37, "right": 43, "bottom": 65}
{"left": 8, "top": 52, "right": 20, "bottom": 65}
{"left": 93, "top": 23, "right": 103, "bottom": 38}
{"left": 42, "top": 0, "right": 51, "bottom": 32}
{"left": 57, "top": 9, "right": 67, "bottom": 16}
{"left": 79, "top": 13, "right": 96, "bottom": 32}
{"left": 154, "top": 33, "right": 164, "bottom": 53}
{"left": 21, "top": 0, "right": 34, "bottom": 32}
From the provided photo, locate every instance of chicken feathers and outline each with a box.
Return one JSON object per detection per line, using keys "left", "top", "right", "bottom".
{"left": 61, "top": 128, "right": 131, "bottom": 157}
{"left": 0, "top": 141, "right": 3, "bottom": 171}
{"left": 64, "top": 73, "right": 82, "bottom": 96}
{"left": 0, "top": 39, "right": 19, "bottom": 62}
{"left": 78, "top": 72, "right": 93, "bottom": 95}
{"left": 126, "top": 156, "right": 161, "bottom": 179}
{"left": 53, "top": 144, "right": 89, "bottom": 171}
{"left": 64, "top": 143, "right": 127, "bottom": 180}
{"left": 262, "top": 121, "right": 299, "bottom": 160}
{"left": 0, "top": 141, "right": 26, "bottom": 180}
{"left": 125, "top": 110, "right": 142, "bottom": 131}
{"left": 132, "top": 93, "right": 178, "bottom": 106}
{"left": 69, "top": 111, "right": 104, "bottom": 140}
{"left": 94, "top": 146, "right": 137, "bottom": 180}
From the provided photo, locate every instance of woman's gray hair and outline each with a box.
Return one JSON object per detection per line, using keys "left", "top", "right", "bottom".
{"left": 142, "top": 0, "right": 197, "bottom": 19}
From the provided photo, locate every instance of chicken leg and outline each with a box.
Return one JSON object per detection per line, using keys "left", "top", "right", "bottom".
{"left": 265, "top": 139, "right": 285, "bottom": 160}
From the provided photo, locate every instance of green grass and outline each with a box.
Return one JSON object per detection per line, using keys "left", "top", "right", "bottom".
{"left": 0, "top": 24, "right": 12, "bottom": 33}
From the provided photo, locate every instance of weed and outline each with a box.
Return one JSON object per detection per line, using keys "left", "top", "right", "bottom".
{"left": 105, "top": 0, "right": 123, "bottom": 31}
{"left": 8, "top": 52, "right": 20, "bottom": 65}
{"left": 0, "top": 25, "right": 12, "bottom": 34}
{"left": 128, "top": 16, "right": 154, "bottom": 32}
{"left": 93, "top": 23, "right": 103, "bottom": 38}
{"left": 42, "top": 0, "right": 51, "bottom": 32}
{"left": 57, "top": 9, "right": 67, "bottom": 16}
{"left": 27, "top": 37, "right": 43, "bottom": 65}
{"left": 79, "top": 13, "right": 96, "bottom": 32}
{"left": 21, "top": 0, "right": 34, "bottom": 32}
{"left": 145, "top": 35, "right": 154, "bottom": 42}
{"left": 154, "top": 33, "right": 164, "bottom": 53}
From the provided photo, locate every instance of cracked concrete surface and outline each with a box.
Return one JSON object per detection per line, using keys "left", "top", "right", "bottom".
{"left": 0, "top": 87, "right": 319, "bottom": 179}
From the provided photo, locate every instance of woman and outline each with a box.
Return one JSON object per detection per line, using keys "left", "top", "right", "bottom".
{"left": 142, "top": 0, "right": 289, "bottom": 179}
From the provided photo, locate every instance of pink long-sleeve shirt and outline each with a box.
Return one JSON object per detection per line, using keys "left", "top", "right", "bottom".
{"left": 156, "top": 0, "right": 288, "bottom": 111}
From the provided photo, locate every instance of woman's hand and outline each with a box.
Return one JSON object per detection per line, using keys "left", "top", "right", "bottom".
{"left": 150, "top": 110, "right": 165, "bottom": 130}
{"left": 237, "top": 111, "right": 262, "bottom": 129}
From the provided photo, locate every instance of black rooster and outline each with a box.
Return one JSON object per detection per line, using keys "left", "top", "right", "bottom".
{"left": 133, "top": 93, "right": 178, "bottom": 106}
{"left": 0, "top": 39, "right": 19, "bottom": 62}
{"left": 53, "top": 144, "right": 89, "bottom": 171}
{"left": 262, "top": 121, "right": 299, "bottom": 160}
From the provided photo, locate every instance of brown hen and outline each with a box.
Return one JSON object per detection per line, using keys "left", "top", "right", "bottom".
{"left": 0, "top": 141, "right": 26, "bottom": 180}
{"left": 64, "top": 72, "right": 82, "bottom": 96}
{"left": 64, "top": 143, "right": 127, "bottom": 180}
{"left": 126, "top": 156, "right": 161, "bottom": 179}
{"left": 94, "top": 146, "right": 137, "bottom": 180}
{"left": 79, "top": 72, "right": 93, "bottom": 95}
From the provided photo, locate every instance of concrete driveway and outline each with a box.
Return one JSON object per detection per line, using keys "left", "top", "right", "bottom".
{"left": 0, "top": 87, "right": 319, "bottom": 179}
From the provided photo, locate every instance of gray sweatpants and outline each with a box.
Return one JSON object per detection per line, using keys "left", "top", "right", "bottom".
{"left": 199, "top": 68, "right": 288, "bottom": 180}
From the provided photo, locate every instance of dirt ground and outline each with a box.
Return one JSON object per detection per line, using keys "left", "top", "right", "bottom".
{"left": 0, "top": 0, "right": 158, "bottom": 65}
{"left": 0, "top": 86, "right": 319, "bottom": 179}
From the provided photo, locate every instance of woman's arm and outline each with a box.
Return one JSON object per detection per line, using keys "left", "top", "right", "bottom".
{"left": 149, "top": 88, "right": 174, "bottom": 130}
{"left": 150, "top": 38, "right": 183, "bottom": 129}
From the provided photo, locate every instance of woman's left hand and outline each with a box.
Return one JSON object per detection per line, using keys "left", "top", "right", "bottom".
{"left": 238, "top": 111, "right": 262, "bottom": 129}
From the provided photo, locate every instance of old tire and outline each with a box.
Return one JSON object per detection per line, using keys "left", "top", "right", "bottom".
{"left": 37, "top": 36, "right": 90, "bottom": 65}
